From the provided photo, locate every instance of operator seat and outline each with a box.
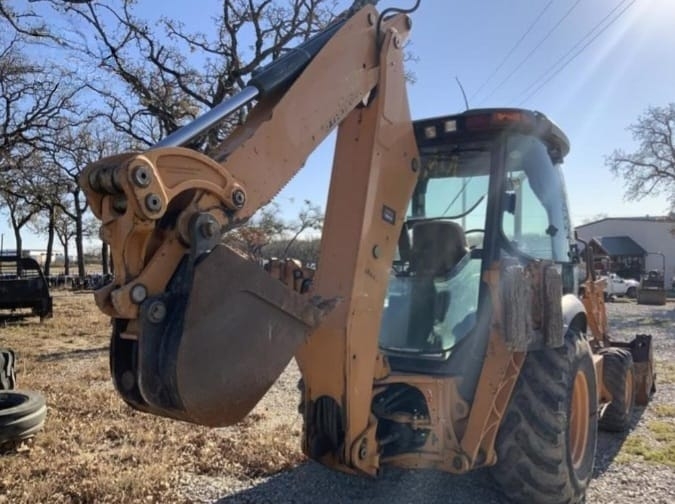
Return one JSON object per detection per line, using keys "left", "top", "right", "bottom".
{"left": 407, "top": 220, "right": 469, "bottom": 350}
{"left": 410, "top": 220, "right": 469, "bottom": 276}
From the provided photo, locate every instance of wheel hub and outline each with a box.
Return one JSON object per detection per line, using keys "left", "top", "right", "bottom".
{"left": 570, "top": 369, "right": 590, "bottom": 469}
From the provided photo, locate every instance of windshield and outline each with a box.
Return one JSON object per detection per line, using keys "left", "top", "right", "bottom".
{"left": 501, "top": 134, "right": 573, "bottom": 262}
{"left": 379, "top": 141, "right": 489, "bottom": 357}
{"left": 409, "top": 143, "right": 490, "bottom": 249}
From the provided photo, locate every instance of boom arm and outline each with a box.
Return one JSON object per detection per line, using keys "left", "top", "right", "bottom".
{"left": 79, "top": 4, "right": 419, "bottom": 474}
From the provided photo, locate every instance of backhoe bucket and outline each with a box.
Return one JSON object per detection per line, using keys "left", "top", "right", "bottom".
{"left": 115, "top": 245, "right": 333, "bottom": 427}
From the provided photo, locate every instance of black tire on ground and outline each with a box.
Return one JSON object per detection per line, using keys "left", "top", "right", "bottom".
{"left": 0, "top": 349, "right": 16, "bottom": 390}
{"left": 491, "top": 332, "right": 598, "bottom": 504}
{"left": 626, "top": 287, "right": 637, "bottom": 298}
{"left": 0, "top": 391, "right": 47, "bottom": 445}
{"left": 597, "top": 347, "right": 635, "bottom": 432}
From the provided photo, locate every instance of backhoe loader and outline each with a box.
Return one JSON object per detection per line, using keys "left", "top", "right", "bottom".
{"left": 79, "top": 3, "right": 656, "bottom": 503}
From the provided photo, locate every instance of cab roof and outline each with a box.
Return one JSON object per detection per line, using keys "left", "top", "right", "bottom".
{"left": 413, "top": 108, "right": 570, "bottom": 162}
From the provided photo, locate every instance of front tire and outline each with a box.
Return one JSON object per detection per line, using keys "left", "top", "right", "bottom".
{"left": 491, "top": 333, "right": 598, "bottom": 504}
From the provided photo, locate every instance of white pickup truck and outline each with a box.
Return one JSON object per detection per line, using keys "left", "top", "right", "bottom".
{"left": 600, "top": 273, "right": 640, "bottom": 299}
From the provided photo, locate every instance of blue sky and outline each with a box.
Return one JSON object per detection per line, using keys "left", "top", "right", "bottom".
{"left": 273, "top": 0, "right": 673, "bottom": 226}
{"left": 6, "top": 0, "right": 675, "bottom": 250}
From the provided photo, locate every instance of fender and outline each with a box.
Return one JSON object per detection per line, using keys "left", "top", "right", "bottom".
{"left": 561, "top": 293, "right": 587, "bottom": 335}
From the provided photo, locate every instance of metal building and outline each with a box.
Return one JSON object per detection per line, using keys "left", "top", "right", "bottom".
{"left": 575, "top": 215, "right": 675, "bottom": 283}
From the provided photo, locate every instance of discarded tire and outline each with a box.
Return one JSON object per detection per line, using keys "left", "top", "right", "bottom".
{"left": 598, "top": 347, "right": 635, "bottom": 432}
{"left": 491, "top": 332, "right": 598, "bottom": 504}
{"left": 0, "top": 391, "right": 47, "bottom": 445}
{"left": 0, "top": 349, "right": 16, "bottom": 390}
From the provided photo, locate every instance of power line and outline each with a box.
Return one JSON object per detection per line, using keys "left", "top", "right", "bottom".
{"left": 478, "top": 0, "right": 583, "bottom": 105}
{"left": 518, "top": 0, "right": 636, "bottom": 105}
{"left": 469, "top": 1, "right": 554, "bottom": 103}
{"left": 515, "top": 0, "right": 631, "bottom": 102}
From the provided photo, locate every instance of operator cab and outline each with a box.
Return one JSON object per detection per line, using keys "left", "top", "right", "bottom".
{"left": 379, "top": 108, "right": 575, "bottom": 368}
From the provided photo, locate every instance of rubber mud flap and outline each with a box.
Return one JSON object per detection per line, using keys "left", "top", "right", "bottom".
{"left": 138, "top": 245, "right": 330, "bottom": 427}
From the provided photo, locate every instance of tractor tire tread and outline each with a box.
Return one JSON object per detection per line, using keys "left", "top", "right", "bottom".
{"left": 491, "top": 334, "right": 597, "bottom": 504}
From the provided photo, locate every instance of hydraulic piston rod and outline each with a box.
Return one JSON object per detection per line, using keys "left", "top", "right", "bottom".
{"left": 151, "top": 14, "right": 351, "bottom": 150}
{"left": 152, "top": 86, "right": 260, "bottom": 149}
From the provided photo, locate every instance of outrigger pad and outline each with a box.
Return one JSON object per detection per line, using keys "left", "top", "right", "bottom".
{"left": 610, "top": 333, "right": 656, "bottom": 406}
{"left": 119, "top": 245, "right": 332, "bottom": 427}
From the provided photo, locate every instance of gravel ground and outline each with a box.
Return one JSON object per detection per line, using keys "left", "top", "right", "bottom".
{"left": 181, "top": 300, "right": 675, "bottom": 504}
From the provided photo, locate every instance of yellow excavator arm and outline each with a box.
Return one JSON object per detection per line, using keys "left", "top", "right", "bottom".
{"left": 80, "top": 4, "right": 417, "bottom": 462}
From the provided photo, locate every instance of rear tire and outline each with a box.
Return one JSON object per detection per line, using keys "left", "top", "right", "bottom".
{"left": 0, "top": 391, "right": 47, "bottom": 445}
{"left": 598, "top": 347, "right": 635, "bottom": 432}
{"left": 491, "top": 333, "right": 598, "bottom": 504}
{"left": 626, "top": 287, "right": 637, "bottom": 298}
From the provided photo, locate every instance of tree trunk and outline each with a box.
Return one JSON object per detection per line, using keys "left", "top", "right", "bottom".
{"left": 74, "top": 192, "right": 86, "bottom": 278}
{"left": 63, "top": 240, "right": 70, "bottom": 276}
{"left": 44, "top": 207, "right": 56, "bottom": 277}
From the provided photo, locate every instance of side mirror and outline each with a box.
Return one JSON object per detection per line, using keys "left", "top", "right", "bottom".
{"left": 504, "top": 191, "right": 517, "bottom": 215}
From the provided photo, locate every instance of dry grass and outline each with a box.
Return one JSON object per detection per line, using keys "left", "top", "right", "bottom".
{"left": 3, "top": 293, "right": 673, "bottom": 502}
{"left": 0, "top": 292, "right": 304, "bottom": 504}
{"left": 656, "top": 360, "right": 675, "bottom": 384}
{"left": 617, "top": 420, "right": 675, "bottom": 467}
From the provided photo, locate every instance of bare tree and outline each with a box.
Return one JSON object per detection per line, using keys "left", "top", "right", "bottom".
{"left": 0, "top": 38, "right": 80, "bottom": 166}
{"left": 0, "top": 33, "right": 80, "bottom": 271}
{"left": 223, "top": 202, "right": 288, "bottom": 261}
{"left": 281, "top": 199, "right": 323, "bottom": 257}
{"left": 50, "top": 119, "right": 122, "bottom": 278}
{"left": 53, "top": 208, "right": 77, "bottom": 276}
{"left": 254, "top": 200, "right": 324, "bottom": 265}
{"left": 39, "top": 0, "right": 340, "bottom": 149}
{"left": 24, "top": 160, "right": 71, "bottom": 276}
{"left": 606, "top": 103, "right": 675, "bottom": 209}
{"left": 0, "top": 0, "right": 65, "bottom": 43}
{"left": 0, "top": 158, "right": 41, "bottom": 265}
{"left": 264, "top": 237, "right": 321, "bottom": 265}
